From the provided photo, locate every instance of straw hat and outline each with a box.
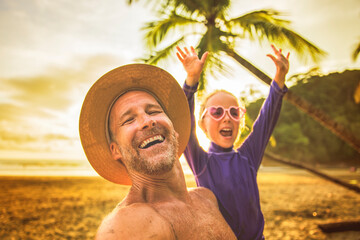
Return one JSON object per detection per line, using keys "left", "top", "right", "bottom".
{"left": 79, "top": 64, "right": 190, "bottom": 185}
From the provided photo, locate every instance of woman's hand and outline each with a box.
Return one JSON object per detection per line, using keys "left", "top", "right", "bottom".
{"left": 176, "top": 46, "right": 208, "bottom": 87}
{"left": 267, "top": 44, "right": 290, "bottom": 89}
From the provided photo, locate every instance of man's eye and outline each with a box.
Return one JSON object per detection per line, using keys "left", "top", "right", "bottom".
{"left": 122, "top": 118, "right": 134, "bottom": 125}
{"left": 149, "top": 110, "right": 162, "bottom": 115}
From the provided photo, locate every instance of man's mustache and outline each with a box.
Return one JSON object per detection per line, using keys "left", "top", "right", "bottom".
{"left": 132, "top": 125, "right": 170, "bottom": 148}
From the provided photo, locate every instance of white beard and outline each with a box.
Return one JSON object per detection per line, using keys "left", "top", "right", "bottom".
{"left": 118, "top": 126, "right": 178, "bottom": 176}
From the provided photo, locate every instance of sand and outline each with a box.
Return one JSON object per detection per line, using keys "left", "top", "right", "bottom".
{"left": 0, "top": 171, "right": 359, "bottom": 240}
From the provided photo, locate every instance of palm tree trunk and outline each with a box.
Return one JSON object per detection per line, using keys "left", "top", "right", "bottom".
{"left": 265, "top": 152, "right": 360, "bottom": 194}
{"left": 318, "top": 221, "right": 360, "bottom": 233}
{"left": 227, "top": 49, "right": 360, "bottom": 154}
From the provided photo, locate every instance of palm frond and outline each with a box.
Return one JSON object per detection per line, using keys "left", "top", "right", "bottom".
{"left": 139, "top": 37, "right": 185, "bottom": 65}
{"left": 197, "top": 52, "right": 235, "bottom": 94}
{"left": 142, "top": 11, "right": 200, "bottom": 49}
{"left": 352, "top": 40, "right": 360, "bottom": 62}
{"left": 197, "top": 25, "right": 236, "bottom": 52}
{"left": 167, "top": 0, "right": 230, "bottom": 16}
{"left": 196, "top": 31, "right": 235, "bottom": 93}
{"left": 171, "top": 0, "right": 204, "bottom": 13}
{"left": 126, "top": 0, "right": 139, "bottom": 4}
{"left": 227, "top": 9, "right": 326, "bottom": 63}
{"left": 126, "top": 0, "right": 159, "bottom": 7}
{"left": 227, "top": 9, "right": 290, "bottom": 34}
{"left": 276, "top": 28, "right": 327, "bottom": 62}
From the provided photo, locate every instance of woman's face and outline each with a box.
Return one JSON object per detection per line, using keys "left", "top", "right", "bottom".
{"left": 200, "top": 92, "right": 240, "bottom": 149}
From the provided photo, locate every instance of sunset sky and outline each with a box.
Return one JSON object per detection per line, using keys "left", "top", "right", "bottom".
{"left": 0, "top": 0, "right": 359, "bottom": 162}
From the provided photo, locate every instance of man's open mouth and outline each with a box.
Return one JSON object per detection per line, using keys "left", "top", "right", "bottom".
{"left": 139, "top": 135, "right": 165, "bottom": 149}
{"left": 220, "top": 128, "right": 232, "bottom": 137}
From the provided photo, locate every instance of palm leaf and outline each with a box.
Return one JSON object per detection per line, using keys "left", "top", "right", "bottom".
{"left": 227, "top": 9, "right": 326, "bottom": 62}
{"left": 196, "top": 52, "right": 234, "bottom": 94}
{"left": 139, "top": 37, "right": 185, "bottom": 65}
{"left": 196, "top": 31, "right": 235, "bottom": 93}
{"left": 142, "top": 12, "right": 201, "bottom": 49}
{"left": 168, "top": 0, "right": 230, "bottom": 16}
{"left": 227, "top": 9, "right": 290, "bottom": 34}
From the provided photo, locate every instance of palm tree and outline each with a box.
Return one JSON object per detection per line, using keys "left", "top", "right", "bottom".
{"left": 352, "top": 39, "right": 360, "bottom": 104}
{"left": 130, "top": 0, "right": 360, "bottom": 153}
{"left": 352, "top": 39, "right": 360, "bottom": 62}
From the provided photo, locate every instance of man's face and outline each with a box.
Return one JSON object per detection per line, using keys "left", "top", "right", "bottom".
{"left": 109, "top": 91, "right": 178, "bottom": 176}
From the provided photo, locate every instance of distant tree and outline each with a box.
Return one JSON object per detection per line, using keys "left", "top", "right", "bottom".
{"left": 351, "top": 39, "right": 360, "bottom": 104}
{"left": 246, "top": 70, "right": 360, "bottom": 164}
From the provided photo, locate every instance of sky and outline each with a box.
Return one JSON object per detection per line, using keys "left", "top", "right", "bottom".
{"left": 0, "top": 0, "right": 359, "bottom": 162}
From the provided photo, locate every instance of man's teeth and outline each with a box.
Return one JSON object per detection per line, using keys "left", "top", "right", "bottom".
{"left": 139, "top": 135, "right": 164, "bottom": 149}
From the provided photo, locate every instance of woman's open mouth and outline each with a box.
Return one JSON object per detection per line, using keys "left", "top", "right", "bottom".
{"left": 220, "top": 128, "right": 232, "bottom": 137}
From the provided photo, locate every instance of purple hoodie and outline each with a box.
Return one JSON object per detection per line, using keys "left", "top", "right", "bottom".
{"left": 183, "top": 81, "right": 287, "bottom": 239}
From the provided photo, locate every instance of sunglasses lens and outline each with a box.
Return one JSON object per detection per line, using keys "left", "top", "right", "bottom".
{"left": 230, "top": 107, "right": 240, "bottom": 120}
{"left": 209, "top": 107, "right": 224, "bottom": 119}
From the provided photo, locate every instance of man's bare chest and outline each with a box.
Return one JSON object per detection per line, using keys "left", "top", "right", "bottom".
{"left": 152, "top": 200, "right": 236, "bottom": 239}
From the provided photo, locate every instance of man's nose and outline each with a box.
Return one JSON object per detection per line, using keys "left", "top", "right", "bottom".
{"left": 141, "top": 115, "right": 156, "bottom": 130}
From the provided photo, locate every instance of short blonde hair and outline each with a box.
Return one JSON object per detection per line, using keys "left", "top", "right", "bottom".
{"left": 199, "top": 89, "right": 239, "bottom": 119}
{"left": 198, "top": 89, "right": 246, "bottom": 135}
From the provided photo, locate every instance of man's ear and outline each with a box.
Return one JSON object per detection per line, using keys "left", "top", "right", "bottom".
{"left": 110, "top": 142, "right": 122, "bottom": 161}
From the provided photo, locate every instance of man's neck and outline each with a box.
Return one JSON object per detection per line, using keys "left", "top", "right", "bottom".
{"left": 126, "top": 160, "right": 190, "bottom": 204}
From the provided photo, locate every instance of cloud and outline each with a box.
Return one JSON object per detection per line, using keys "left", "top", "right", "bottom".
{"left": 4, "top": 76, "right": 74, "bottom": 111}
{"left": 0, "top": 54, "right": 123, "bottom": 153}
{"left": 0, "top": 128, "right": 77, "bottom": 152}
{"left": 1, "top": 53, "right": 121, "bottom": 109}
{"left": 0, "top": 0, "right": 147, "bottom": 77}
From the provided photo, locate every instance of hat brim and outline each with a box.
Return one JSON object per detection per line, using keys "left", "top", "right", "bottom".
{"left": 79, "top": 64, "right": 190, "bottom": 185}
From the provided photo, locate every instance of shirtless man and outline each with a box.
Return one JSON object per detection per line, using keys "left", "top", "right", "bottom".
{"left": 79, "top": 64, "right": 236, "bottom": 240}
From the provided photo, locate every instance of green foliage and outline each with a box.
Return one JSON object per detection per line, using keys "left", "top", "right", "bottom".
{"left": 246, "top": 70, "right": 360, "bottom": 165}
{"left": 135, "top": 0, "right": 326, "bottom": 94}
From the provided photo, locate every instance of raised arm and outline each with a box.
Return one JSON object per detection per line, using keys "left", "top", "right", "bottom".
{"left": 266, "top": 44, "right": 290, "bottom": 89}
{"left": 177, "top": 46, "right": 209, "bottom": 175}
{"left": 239, "top": 45, "right": 289, "bottom": 170}
{"left": 176, "top": 46, "right": 208, "bottom": 87}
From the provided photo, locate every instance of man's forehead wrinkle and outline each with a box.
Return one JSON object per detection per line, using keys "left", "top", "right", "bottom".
{"left": 146, "top": 103, "right": 163, "bottom": 110}
{"left": 124, "top": 90, "right": 164, "bottom": 109}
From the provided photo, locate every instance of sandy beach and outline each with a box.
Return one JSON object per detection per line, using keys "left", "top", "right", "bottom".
{"left": 1, "top": 169, "right": 359, "bottom": 240}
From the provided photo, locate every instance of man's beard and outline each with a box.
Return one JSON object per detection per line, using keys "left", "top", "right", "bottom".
{"left": 117, "top": 126, "right": 178, "bottom": 176}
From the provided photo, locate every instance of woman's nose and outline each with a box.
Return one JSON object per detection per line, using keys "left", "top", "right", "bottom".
{"left": 222, "top": 111, "right": 231, "bottom": 122}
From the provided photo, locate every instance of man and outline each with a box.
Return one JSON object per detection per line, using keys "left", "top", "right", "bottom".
{"left": 79, "top": 64, "right": 236, "bottom": 239}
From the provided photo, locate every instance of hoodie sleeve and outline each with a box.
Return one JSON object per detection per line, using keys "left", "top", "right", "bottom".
{"left": 238, "top": 81, "right": 288, "bottom": 171}
{"left": 182, "top": 82, "right": 208, "bottom": 176}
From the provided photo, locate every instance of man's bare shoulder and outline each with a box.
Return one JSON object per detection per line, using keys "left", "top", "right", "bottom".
{"left": 188, "top": 186, "right": 218, "bottom": 205}
{"left": 95, "top": 203, "right": 175, "bottom": 240}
